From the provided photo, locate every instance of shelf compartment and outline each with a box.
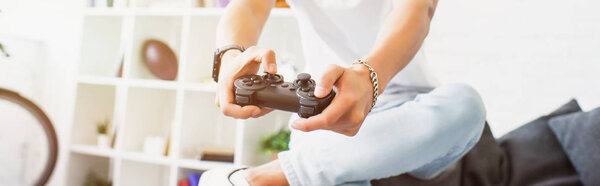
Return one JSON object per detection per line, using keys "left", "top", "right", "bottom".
{"left": 175, "top": 167, "right": 204, "bottom": 186}
{"left": 178, "top": 91, "right": 236, "bottom": 161}
{"left": 183, "top": 15, "right": 220, "bottom": 83}
{"left": 129, "top": 15, "right": 183, "bottom": 80}
{"left": 79, "top": 16, "right": 125, "bottom": 78}
{"left": 118, "top": 160, "right": 170, "bottom": 186}
{"left": 71, "top": 84, "right": 116, "bottom": 146}
{"left": 121, "top": 87, "right": 176, "bottom": 155}
{"left": 67, "top": 153, "right": 113, "bottom": 186}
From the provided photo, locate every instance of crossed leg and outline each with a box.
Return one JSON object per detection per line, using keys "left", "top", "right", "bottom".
{"left": 247, "top": 84, "right": 487, "bottom": 186}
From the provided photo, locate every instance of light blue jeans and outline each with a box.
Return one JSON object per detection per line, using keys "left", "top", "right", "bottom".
{"left": 278, "top": 84, "right": 487, "bottom": 186}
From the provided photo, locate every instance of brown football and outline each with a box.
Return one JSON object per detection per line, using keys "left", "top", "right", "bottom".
{"left": 142, "top": 39, "right": 178, "bottom": 80}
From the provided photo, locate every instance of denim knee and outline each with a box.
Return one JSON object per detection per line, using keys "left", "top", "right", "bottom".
{"left": 436, "top": 83, "right": 486, "bottom": 151}
{"left": 442, "top": 83, "right": 487, "bottom": 128}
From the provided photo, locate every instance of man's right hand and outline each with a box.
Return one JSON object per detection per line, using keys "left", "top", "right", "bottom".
{"left": 215, "top": 46, "right": 278, "bottom": 119}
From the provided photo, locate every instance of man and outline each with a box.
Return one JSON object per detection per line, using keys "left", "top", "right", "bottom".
{"left": 202, "top": 0, "right": 486, "bottom": 185}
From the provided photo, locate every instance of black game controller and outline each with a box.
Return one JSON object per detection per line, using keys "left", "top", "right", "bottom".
{"left": 234, "top": 73, "right": 335, "bottom": 118}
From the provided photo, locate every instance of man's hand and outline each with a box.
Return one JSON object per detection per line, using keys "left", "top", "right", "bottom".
{"left": 215, "top": 46, "right": 277, "bottom": 119}
{"left": 291, "top": 64, "right": 375, "bottom": 136}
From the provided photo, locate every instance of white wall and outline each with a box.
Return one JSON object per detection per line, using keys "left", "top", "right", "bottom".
{"left": 0, "top": 0, "right": 82, "bottom": 185}
{"left": 423, "top": 0, "right": 600, "bottom": 136}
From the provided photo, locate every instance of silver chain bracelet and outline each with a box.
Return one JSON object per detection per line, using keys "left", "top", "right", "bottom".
{"left": 352, "top": 59, "right": 379, "bottom": 112}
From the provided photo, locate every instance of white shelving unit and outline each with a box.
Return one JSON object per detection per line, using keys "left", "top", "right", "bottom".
{"left": 66, "top": 0, "right": 302, "bottom": 185}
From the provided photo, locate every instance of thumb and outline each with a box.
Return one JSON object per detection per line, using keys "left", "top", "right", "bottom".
{"left": 314, "top": 64, "right": 344, "bottom": 98}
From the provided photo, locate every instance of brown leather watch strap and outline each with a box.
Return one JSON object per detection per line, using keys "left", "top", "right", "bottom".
{"left": 213, "top": 44, "right": 245, "bottom": 82}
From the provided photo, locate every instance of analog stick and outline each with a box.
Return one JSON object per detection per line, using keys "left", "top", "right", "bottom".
{"left": 297, "top": 73, "right": 311, "bottom": 87}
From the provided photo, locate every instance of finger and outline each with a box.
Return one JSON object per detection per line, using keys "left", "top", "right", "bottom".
{"left": 291, "top": 95, "right": 352, "bottom": 131}
{"left": 251, "top": 108, "right": 274, "bottom": 118}
{"left": 240, "top": 47, "right": 277, "bottom": 74}
{"left": 314, "top": 64, "right": 344, "bottom": 98}
{"left": 220, "top": 103, "right": 262, "bottom": 119}
{"left": 217, "top": 76, "right": 261, "bottom": 119}
{"left": 259, "top": 49, "right": 277, "bottom": 74}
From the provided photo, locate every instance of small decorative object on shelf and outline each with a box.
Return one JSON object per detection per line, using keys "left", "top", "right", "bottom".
{"left": 274, "top": 0, "right": 290, "bottom": 8}
{"left": 142, "top": 39, "right": 178, "bottom": 81}
{"left": 143, "top": 136, "right": 166, "bottom": 156}
{"left": 83, "top": 169, "right": 112, "bottom": 186}
{"left": 201, "top": 147, "right": 234, "bottom": 162}
{"left": 96, "top": 118, "right": 110, "bottom": 148}
{"left": 261, "top": 129, "right": 291, "bottom": 160}
{"left": 177, "top": 179, "right": 190, "bottom": 186}
{"left": 213, "top": 0, "right": 230, "bottom": 8}
{"left": 187, "top": 172, "right": 202, "bottom": 186}
{"left": 92, "top": 0, "right": 113, "bottom": 8}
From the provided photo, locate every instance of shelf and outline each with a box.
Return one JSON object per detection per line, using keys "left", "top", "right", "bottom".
{"left": 83, "top": 7, "right": 294, "bottom": 17}
{"left": 134, "top": 8, "right": 187, "bottom": 16}
{"left": 121, "top": 151, "right": 173, "bottom": 165}
{"left": 126, "top": 78, "right": 179, "bottom": 89}
{"left": 177, "top": 159, "right": 234, "bottom": 170}
{"left": 84, "top": 8, "right": 129, "bottom": 16}
{"left": 189, "top": 7, "right": 294, "bottom": 17}
{"left": 118, "top": 160, "right": 170, "bottom": 186}
{"left": 71, "top": 84, "right": 116, "bottom": 146}
{"left": 78, "top": 76, "right": 121, "bottom": 86}
{"left": 181, "top": 82, "right": 216, "bottom": 92}
{"left": 71, "top": 144, "right": 116, "bottom": 158}
{"left": 134, "top": 0, "right": 186, "bottom": 10}
{"left": 69, "top": 3, "right": 302, "bottom": 185}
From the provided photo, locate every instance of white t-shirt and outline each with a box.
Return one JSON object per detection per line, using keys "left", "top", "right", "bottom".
{"left": 287, "top": 0, "right": 436, "bottom": 99}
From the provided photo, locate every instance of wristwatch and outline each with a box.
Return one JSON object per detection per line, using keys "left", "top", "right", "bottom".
{"left": 212, "top": 44, "right": 245, "bottom": 82}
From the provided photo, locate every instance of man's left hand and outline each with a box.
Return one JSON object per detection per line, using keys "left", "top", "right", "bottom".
{"left": 291, "top": 64, "right": 376, "bottom": 136}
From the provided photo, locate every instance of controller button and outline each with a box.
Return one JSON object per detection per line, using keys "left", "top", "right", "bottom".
{"left": 244, "top": 82, "right": 253, "bottom": 86}
{"left": 289, "top": 87, "right": 296, "bottom": 91}
{"left": 253, "top": 80, "right": 261, "bottom": 84}
{"left": 242, "top": 79, "right": 251, "bottom": 83}
{"left": 235, "top": 96, "right": 250, "bottom": 104}
{"left": 250, "top": 76, "right": 258, "bottom": 80}
{"left": 299, "top": 106, "right": 315, "bottom": 116}
{"left": 281, "top": 84, "right": 289, "bottom": 88}
{"left": 301, "top": 87, "right": 310, "bottom": 92}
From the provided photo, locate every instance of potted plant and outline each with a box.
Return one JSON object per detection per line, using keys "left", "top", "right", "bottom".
{"left": 97, "top": 118, "right": 110, "bottom": 148}
{"left": 261, "top": 129, "right": 291, "bottom": 160}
